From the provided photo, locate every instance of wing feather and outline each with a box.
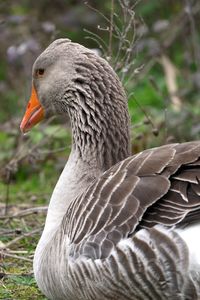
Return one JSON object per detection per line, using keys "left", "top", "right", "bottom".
{"left": 63, "top": 141, "right": 200, "bottom": 260}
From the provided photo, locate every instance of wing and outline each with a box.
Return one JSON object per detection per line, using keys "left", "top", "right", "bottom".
{"left": 66, "top": 226, "right": 198, "bottom": 299}
{"left": 63, "top": 141, "right": 200, "bottom": 260}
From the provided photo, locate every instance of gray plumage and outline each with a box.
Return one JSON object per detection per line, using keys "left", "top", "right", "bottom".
{"left": 24, "top": 39, "right": 200, "bottom": 299}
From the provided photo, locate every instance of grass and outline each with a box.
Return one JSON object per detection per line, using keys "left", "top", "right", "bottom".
{"left": 0, "top": 213, "right": 47, "bottom": 300}
{"left": 1, "top": 261, "right": 47, "bottom": 300}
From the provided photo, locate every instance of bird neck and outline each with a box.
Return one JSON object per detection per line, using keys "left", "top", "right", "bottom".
{"left": 67, "top": 57, "right": 131, "bottom": 172}
{"left": 34, "top": 148, "right": 101, "bottom": 273}
{"left": 45, "top": 149, "right": 100, "bottom": 233}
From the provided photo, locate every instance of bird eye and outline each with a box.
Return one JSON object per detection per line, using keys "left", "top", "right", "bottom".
{"left": 35, "top": 68, "right": 45, "bottom": 77}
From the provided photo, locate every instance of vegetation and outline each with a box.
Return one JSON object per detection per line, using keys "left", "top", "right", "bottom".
{"left": 0, "top": 0, "right": 200, "bottom": 298}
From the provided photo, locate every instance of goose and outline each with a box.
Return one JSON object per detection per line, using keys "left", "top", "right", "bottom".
{"left": 20, "top": 38, "right": 200, "bottom": 300}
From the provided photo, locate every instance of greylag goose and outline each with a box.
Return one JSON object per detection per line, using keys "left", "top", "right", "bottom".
{"left": 20, "top": 38, "right": 200, "bottom": 300}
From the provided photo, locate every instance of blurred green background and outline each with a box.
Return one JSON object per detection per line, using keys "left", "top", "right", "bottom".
{"left": 0, "top": 0, "right": 200, "bottom": 299}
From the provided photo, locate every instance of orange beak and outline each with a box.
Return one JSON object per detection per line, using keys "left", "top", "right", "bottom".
{"left": 20, "top": 85, "right": 44, "bottom": 133}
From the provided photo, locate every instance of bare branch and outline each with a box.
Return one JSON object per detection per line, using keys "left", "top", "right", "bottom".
{"left": 0, "top": 206, "right": 47, "bottom": 220}
{"left": 4, "top": 227, "right": 42, "bottom": 249}
{"left": 0, "top": 250, "right": 33, "bottom": 262}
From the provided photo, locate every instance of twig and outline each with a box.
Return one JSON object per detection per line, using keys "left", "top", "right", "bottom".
{"left": 2, "top": 271, "right": 34, "bottom": 278}
{"left": 185, "top": 0, "right": 200, "bottom": 71}
{"left": 84, "top": 29, "right": 108, "bottom": 54}
{"left": 0, "top": 117, "right": 58, "bottom": 181}
{"left": 159, "top": 55, "right": 182, "bottom": 111}
{"left": 129, "top": 93, "right": 158, "bottom": 132}
{"left": 4, "top": 227, "right": 42, "bottom": 249}
{"left": 0, "top": 251, "right": 33, "bottom": 262}
{"left": 4, "top": 173, "right": 10, "bottom": 216}
{"left": 108, "top": 0, "right": 114, "bottom": 59}
{"left": 84, "top": 1, "right": 110, "bottom": 24}
{"left": 162, "top": 1, "right": 200, "bottom": 49}
{"left": 8, "top": 250, "right": 34, "bottom": 254}
{"left": 0, "top": 206, "right": 47, "bottom": 220}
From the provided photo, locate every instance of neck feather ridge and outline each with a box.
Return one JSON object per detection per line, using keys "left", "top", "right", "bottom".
{"left": 66, "top": 54, "right": 131, "bottom": 171}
